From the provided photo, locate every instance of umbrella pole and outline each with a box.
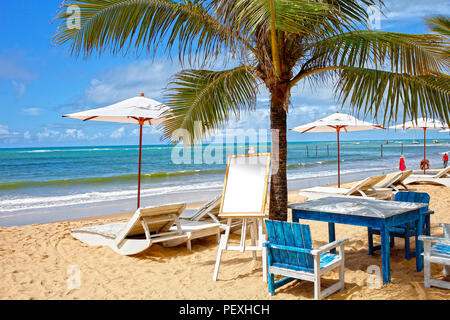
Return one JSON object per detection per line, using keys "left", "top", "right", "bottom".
{"left": 337, "top": 127, "right": 341, "bottom": 188}
{"left": 137, "top": 121, "right": 144, "bottom": 209}
{"left": 423, "top": 128, "right": 426, "bottom": 174}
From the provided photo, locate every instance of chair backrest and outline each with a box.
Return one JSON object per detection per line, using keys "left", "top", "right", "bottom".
{"left": 394, "top": 191, "right": 430, "bottom": 213}
{"left": 376, "top": 172, "right": 403, "bottom": 188}
{"left": 436, "top": 166, "right": 450, "bottom": 178}
{"left": 116, "top": 203, "right": 186, "bottom": 244}
{"left": 347, "top": 174, "right": 386, "bottom": 195}
{"left": 190, "top": 195, "right": 222, "bottom": 221}
{"left": 265, "top": 220, "right": 314, "bottom": 270}
{"left": 397, "top": 170, "right": 413, "bottom": 183}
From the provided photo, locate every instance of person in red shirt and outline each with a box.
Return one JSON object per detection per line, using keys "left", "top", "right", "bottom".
{"left": 399, "top": 155, "right": 406, "bottom": 171}
{"left": 444, "top": 153, "right": 449, "bottom": 168}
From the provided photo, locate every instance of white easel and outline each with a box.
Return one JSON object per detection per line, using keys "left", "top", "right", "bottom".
{"left": 213, "top": 215, "right": 267, "bottom": 281}
{"left": 212, "top": 153, "right": 271, "bottom": 282}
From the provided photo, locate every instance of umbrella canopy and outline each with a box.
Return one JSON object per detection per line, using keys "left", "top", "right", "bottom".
{"left": 290, "top": 112, "right": 385, "bottom": 187}
{"left": 63, "top": 95, "right": 170, "bottom": 124}
{"left": 390, "top": 118, "right": 448, "bottom": 173}
{"left": 63, "top": 93, "right": 170, "bottom": 209}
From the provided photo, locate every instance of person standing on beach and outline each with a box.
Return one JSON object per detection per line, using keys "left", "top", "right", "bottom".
{"left": 399, "top": 155, "right": 406, "bottom": 171}
{"left": 444, "top": 153, "right": 449, "bottom": 168}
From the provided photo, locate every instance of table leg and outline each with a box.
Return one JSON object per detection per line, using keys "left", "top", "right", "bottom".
{"left": 380, "top": 224, "right": 391, "bottom": 285}
{"left": 328, "top": 223, "right": 336, "bottom": 254}
{"left": 415, "top": 212, "right": 424, "bottom": 272}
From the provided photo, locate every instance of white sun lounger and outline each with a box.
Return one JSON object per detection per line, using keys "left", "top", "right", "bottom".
{"left": 411, "top": 166, "right": 450, "bottom": 178}
{"left": 164, "top": 220, "right": 222, "bottom": 250}
{"left": 299, "top": 174, "right": 392, "bottom": 200}
{"left": 375, "top": 170, "right": 412, "bottom": 191}
{"left": 70, "top": 203, "right": 188, "bottom": 256}
{"left": 405, "top": 167, "right": 450, "bottom": 187}
{"left": 180, "top": 195, "right": 222, "bottom": 223}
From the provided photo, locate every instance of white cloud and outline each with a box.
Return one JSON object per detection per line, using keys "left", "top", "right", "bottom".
{"left": 382, "top": 0, "right": 450, "bottom": 21}
{"left": 110, "top": 127, "right": 126, "bottom": 139}
{"left": 83, "top": 59, "right": 180, "bottom": 105}
{"left": 131, "top": 126, "right": 161, "bottom": 136}
{"left": 21, "top": 108, "right": 42, "bottom": 116}
{"left": 0, "top": 125, "right": 21, "bottom": 140}
{"left": 37, "top": 128, "right": 61, "bottom": 141}
{"left": 23, "top": 131, "right": 31, "bottom": 140}
{"left": 36, "top": 128, "right": 101, "bottom": 142}
{"left": 64, "top": 129, "right": 86, "bottom": 140}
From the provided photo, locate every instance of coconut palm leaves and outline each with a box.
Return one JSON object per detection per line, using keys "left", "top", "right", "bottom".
{"left": 425, "top": 15, "right": 450, "bottom": 58}
{"left": 337, "top": 68, "right": 450, "bottom": 125}
{"left": 163, "top": 66, "right": 259, "bottom": 143}
{"left": 53, "top": 0, "right": 245, "bottom": 61}
{"left": 426, "top": 15, "right": 450, "bottom": 38}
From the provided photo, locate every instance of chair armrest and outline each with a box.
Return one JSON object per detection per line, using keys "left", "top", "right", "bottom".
{"left": 422, "top": 210, "right": 434, "bottom": 215}
{"left": 419, "top": 236, "right": 450, "bottom": 245}
{"left": 263, "top": 242, "right": 312, "bottom": 254}
{"left": 311, "top": 238, "right": 349, "bottom": 256}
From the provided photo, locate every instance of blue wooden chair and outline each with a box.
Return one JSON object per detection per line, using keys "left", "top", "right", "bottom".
{"left": 264, "top": 220, "right": 348, "bottom": 300}
{"left": 368, "top": 191, "right": 434, "bottom": 260}
{"left": 419, "top": 223, "right": 450, "bottom": 290}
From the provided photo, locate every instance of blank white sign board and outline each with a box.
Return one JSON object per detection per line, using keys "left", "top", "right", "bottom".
{"left": 219, "top": 154, "right": 271, "bottom": 217}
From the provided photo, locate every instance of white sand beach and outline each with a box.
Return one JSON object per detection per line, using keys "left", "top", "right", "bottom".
{"left": 0, "top": 179, "right": 449, "bottom": 300}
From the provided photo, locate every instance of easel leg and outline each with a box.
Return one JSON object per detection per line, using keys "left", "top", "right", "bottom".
{"left": 213, "top": 219, "right": 232, "bottom": 281}
{"left": 240, "top": 218, "right": 247, "bottom": 253}
{"left": 251, "top": 218, "right": 257, "bottom": 260}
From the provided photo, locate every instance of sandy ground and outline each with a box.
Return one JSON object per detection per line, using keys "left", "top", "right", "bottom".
{"left": 0, "top": 181, "right": 449, "bottom": 300}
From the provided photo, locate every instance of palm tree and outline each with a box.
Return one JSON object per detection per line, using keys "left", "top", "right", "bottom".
{"left": 54, "top": 1, "right": 450, "bottom": 221}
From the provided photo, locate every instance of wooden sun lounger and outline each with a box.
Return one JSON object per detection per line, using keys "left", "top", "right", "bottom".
{"left": 411, "top": 166, "right": 450, "bottom": 178}
{"left": 404, "top": 167, "right": 450, "bottom": 187}
{"left": 180, "top": 194, "right": 242, "bottom": 232}
{"left": 376, "top": 171, "right": 412, "bottom": 191}
{"left": 299, "top": 174, "right": 392, "bottom": 200}
{"left": 70, "top": 203, "right": 188, "bottom": 256}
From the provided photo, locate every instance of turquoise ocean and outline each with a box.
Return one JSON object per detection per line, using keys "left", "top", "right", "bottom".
{"left": 0, "top": 139, "right": 449, "bottom": 226}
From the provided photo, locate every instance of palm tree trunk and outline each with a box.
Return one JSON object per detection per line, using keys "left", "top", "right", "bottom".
{"left": 269, "top": 83, "right": 289, "bottom": 221}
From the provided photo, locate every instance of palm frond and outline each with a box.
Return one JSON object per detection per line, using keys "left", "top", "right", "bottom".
{"left": 53, "top": 0, "right": 247, "bottom": 63}
{"left": 162, "top": 66, "right": 259, "bottom": 143}
{"left": 425, "top": 15, "right": 450, "bottom": 38}
{"left": 310, "top": 31, "right": 449, "bottom": 76}
{"left": 336, "top": 67, "right": 450, "bottom": 126}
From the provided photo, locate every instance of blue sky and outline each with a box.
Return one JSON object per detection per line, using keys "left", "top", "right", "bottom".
{"left": 0, "top": 0, "right": 449, "bottom": 148}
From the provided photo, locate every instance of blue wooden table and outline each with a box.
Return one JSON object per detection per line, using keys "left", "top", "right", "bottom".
{"left": 289, "top": 197, "right": 427, "bottom": 285}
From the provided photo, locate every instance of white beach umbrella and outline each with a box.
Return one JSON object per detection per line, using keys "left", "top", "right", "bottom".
{"left": 290, "top": 112, "right": 385, "bottom": 187}
{"left": 390, "top": 118, "right": 448, "bottom": 173}
{"left": 63, "top": 93, "right": 171, "bottom": 209}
